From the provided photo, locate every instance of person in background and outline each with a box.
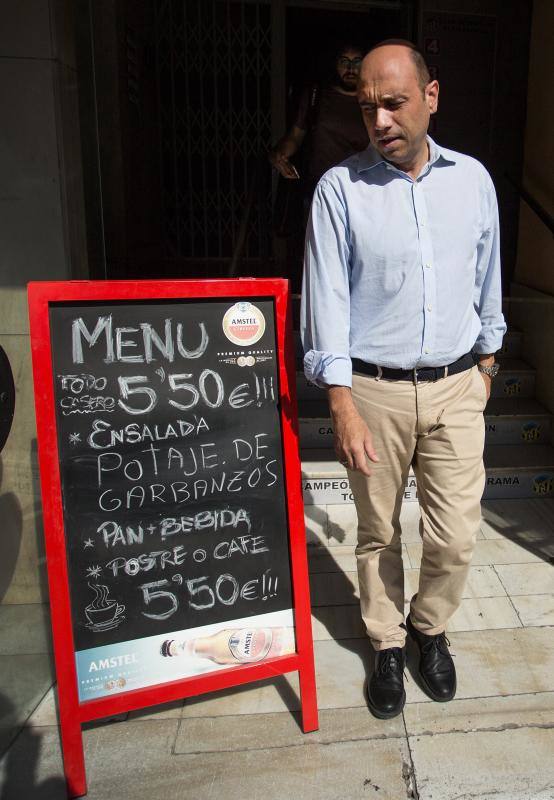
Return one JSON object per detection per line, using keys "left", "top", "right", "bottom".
{"left": 269, "top": 41, "right": 370, "bottom": 200}
{"left": 269, "top": 41, "right": 370, "bottom": 290}
{"left": 301, "top": 40, "right": 505, "bottom": 720}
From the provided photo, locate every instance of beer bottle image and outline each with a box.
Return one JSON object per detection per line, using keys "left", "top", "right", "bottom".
{"left": 161, "top": 627, "right": 295, "bottom": 665}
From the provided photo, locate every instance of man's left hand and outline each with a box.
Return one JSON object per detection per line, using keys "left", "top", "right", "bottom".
{"left": 479, "top": 371, "right": 492, "bottom": 401}
{"left": 478, "top": 354, "right": 496, "bottom": 401}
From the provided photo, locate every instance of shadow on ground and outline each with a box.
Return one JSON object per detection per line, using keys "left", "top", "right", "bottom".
{"left": 0, "top": 693, "right": 66, "bottom": 800}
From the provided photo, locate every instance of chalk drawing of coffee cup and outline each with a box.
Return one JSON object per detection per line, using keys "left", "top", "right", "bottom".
{"left": 85, "top": 583, "right": 125, "bottom": 631}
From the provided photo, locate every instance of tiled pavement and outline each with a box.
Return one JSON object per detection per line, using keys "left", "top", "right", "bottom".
{"left": 1, "top": 499, "right": 553, "bottom": 799}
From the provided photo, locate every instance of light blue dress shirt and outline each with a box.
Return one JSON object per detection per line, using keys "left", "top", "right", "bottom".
{"left": 301, "top": 137, "right": 507, "bottom": 388}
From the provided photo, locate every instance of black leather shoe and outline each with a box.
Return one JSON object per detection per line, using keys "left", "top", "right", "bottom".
{"left": 366, "top": 647, "right": 406, "bottom": 719}
{"left": 406, "top": 615, "right": 456, "bottom": 702}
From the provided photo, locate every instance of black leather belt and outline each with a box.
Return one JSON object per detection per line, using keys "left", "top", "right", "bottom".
{"left": 351, "top": 352, "right": 476, "bottom": 383}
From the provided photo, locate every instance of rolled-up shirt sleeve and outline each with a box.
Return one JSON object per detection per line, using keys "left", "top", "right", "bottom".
{"left": 300, "top": 178, "right": 352, "bottom": 388}
{"left": 473, "top": 179, "right": 507, "bottom": 354}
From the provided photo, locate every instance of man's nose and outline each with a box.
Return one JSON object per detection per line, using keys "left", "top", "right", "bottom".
{"left": 374, "top": 108, "right": 392, "bottom": 131}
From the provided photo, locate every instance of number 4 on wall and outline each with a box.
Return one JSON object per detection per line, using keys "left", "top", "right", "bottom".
{"left": 425, "top": 38, "right": 440, "bottom": 55}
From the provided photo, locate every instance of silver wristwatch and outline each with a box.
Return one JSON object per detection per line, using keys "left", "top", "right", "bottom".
{"left": 477, "top": 363, "right": 500, "bottom": 379}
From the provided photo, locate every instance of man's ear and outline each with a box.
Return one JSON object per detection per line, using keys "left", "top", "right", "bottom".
{"left": 426, "top": 80, "right": 439, "bottom": 114}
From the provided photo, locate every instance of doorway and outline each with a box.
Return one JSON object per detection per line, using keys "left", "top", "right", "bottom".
{"left": 79, "top": 1, "right": 415, "bottom": 283}
{"left": 78, "top": 1, "right": 530, "bottom": 288}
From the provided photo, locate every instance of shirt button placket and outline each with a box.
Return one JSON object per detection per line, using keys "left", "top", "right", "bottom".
{"left": 415, "top": 180, "right": 436, "bottom": 363}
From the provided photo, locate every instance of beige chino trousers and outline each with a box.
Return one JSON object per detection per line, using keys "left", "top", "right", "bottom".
{"left": 348, "top": 364, "right": 487, "bottom": 651}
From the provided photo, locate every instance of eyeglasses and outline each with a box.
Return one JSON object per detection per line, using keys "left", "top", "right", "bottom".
{"left": 337, "top": 57, "right": 363, "bottom": 70}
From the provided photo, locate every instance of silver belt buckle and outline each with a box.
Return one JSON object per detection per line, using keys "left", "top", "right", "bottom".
{"left": 413, "top": 365, "right": 448, "bottom": 384}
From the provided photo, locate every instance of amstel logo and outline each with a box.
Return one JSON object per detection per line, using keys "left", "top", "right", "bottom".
{"left": 504, "top": 378, "right": 521, "bottom": 396}
{"left": 533, "top": 474, "right": 553, "bottom": 496}
{"left": 521, "top": 422, "right": 541, "bottom": 442}
{"left": 222, "top": 302, "right": 266, "bottom": 347}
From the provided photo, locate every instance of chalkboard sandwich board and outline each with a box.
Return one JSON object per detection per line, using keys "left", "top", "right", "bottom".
{"left": 28, "top": 279, "right": 317, "bottom": 798}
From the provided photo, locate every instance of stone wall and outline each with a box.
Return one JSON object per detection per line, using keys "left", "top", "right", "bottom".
{"left": 514, "top": 0, "right": 554, "bottom": 297}
{"left": 510, "top": 0, "right": 554, "bottom": 425}
{"left": 0, "top": 1, "right": 87, "bottom": 603}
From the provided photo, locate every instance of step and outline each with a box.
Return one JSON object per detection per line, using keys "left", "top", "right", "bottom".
{"left": 301, "top": 445, "right": 554, "bottom": 505}
{"left": 497, "top": 330, "right": 522, "bottom": 359}
{"left": 493, "top": 359, "right": 536, "bottom": 398}
{"left": 485, "top": 398, "right": 552, "bottom": 444}
{"left": 305, "top": 497, "right": 554, "bottom": 550}
{"left": 296, "top": 359, "right": 536, "bottom": 401}
{"left": 298, "top": 397, "right": 552, "bottom": 448}
{"left": 484, "top": 445, "right": 554, "bottom": 498}
{"left": 294, "top": 329, "right": 522, "bottom": 367}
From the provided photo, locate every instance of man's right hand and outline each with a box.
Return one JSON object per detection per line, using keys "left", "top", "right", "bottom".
{"left": 327, "top": 386, "right": 379, "bottom": 477}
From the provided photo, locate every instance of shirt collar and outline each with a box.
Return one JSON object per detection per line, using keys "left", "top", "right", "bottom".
{"left": 356, "top": 136, "right": 456, "bottom": 174}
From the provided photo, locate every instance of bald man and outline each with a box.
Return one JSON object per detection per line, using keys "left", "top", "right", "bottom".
{"left": 301, "top": 41, "right": 505, "bottom": 719}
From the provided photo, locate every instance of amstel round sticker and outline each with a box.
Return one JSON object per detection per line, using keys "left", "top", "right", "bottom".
{"left": 222, "top": 302, "right": 266, "bottom": 346}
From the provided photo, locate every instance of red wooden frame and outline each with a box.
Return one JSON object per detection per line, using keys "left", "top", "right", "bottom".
{"left": 28, "top": 278, "right": 318, "bottom": 798}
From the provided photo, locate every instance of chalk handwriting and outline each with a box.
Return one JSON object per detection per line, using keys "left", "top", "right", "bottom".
{"left": 87, "top": 416, "right": 209, "bottom": 449}
{"left": 97, "top": 509, "right": 252, "bottom": 547}
{"left": 97, "top": 463, "right": 278, "bottom": 510}
{"left": 58, "top": 374, "right": 107, "bottom": 393}
{"left": 105, "top": 535, "right": 269, "bottom": 578}
{"left": 56, "top": 307, "right": 289, "bottom": 642}
{"left": 94, "top": 434, "right": 274, "bottom": 488}
{"left": 72, "top": 316, "right": 209, "bottom": 364}
{"left": 60, "top": 395, "right": 116, "bottom": 415}
{"left": 105, "top": 370, "right": 275, "bottom": 415}
{"left": 139, "top": 568, "right": 279, "bottom": 620}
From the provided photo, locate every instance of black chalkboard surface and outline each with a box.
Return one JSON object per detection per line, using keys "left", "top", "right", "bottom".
{"left": 49, "top": 298, "right": 295, "bottom": 699}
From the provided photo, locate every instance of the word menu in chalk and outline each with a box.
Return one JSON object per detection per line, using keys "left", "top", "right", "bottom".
{"left": 49, "top": 299, "right": 295, "bottom": 700}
